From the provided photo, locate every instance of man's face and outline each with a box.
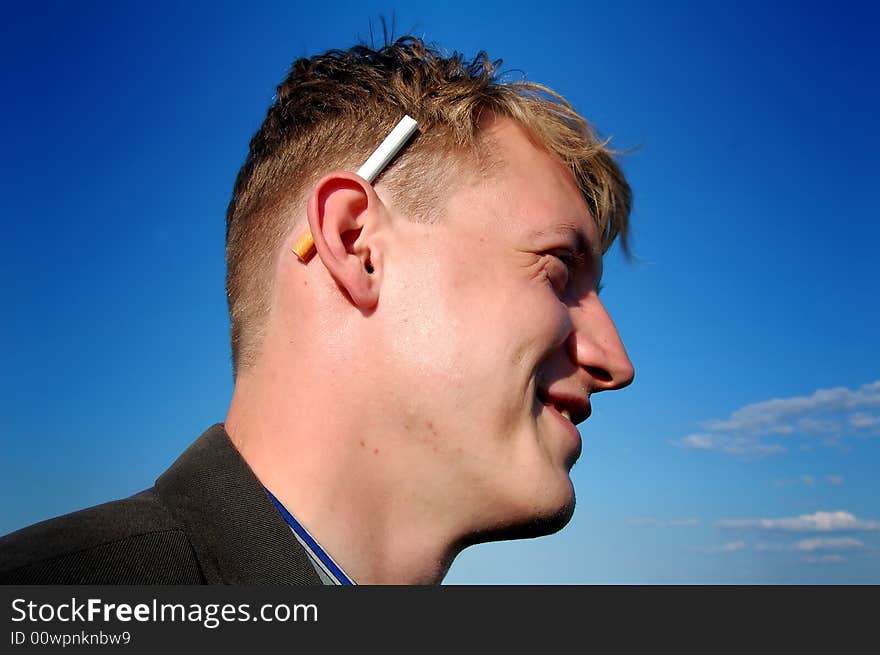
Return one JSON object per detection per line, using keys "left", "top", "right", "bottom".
{"left": 373, "top": 117, "right": 634, "bottom": 539}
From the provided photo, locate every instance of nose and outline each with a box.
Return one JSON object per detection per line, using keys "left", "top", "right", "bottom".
{"left": 568, "top": 295, "right": 635, "bottom": 392}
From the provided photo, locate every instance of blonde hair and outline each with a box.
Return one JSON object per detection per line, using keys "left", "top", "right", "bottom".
{"left": 226, "top": 36, "right": 632, "bottom": 378}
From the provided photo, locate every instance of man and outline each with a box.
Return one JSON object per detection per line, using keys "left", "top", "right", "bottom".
{"left": 0, "top": 36, "right": 634, "bottom": 584}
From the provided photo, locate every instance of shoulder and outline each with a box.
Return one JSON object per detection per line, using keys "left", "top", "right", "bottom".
{"left": 1, "top": 424, "right": 320, "bottom": 585}
{"left": 0, "top": 488, "right": 204, "bottom": 584}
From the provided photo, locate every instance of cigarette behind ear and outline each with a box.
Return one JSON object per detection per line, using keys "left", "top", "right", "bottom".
{"left": 292, "top": 115, "right": 419, "bottom": 263}
{"left": 292, "top": 230, "right": 316, "bottom": 262}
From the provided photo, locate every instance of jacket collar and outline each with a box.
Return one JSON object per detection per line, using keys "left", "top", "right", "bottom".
{"left": 154, "top": 423, "right": 321, "bottom": 585}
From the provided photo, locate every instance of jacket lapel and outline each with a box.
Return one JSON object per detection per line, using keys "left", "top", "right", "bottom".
{"left": 155, "top": 423, "right": 321, "bottom": 585}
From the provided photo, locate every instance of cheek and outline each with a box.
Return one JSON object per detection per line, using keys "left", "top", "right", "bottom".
{"left": 380, "top": 254, "right": 473, "bottom": 379}
{"left": 450, "top": 259, "right": 572, "bottom": 372}
{"left": 380, "top": 248, "right": 568, "bottom": 402}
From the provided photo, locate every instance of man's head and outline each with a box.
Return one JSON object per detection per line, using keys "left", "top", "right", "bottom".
{"left": 225, "top": 36, "right": 634, "bottom": 554}
{"left": 226, "top": 36, "right": 631, "bottom": 378}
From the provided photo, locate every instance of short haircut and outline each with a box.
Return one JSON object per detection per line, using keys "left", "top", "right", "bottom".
{"left": 226, "top": 36, "right": 632, "bottom": 378}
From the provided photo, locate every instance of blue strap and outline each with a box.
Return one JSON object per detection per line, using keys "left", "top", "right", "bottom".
{"left": 264, "top": 488, "right": 354, "bottom": 585}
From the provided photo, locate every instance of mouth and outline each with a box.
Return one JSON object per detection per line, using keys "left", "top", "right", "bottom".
{"left": 536, "top": 387, "right": 592, "bottom": 427}
{"left": 535, "top": 388, "right": 585, "bottom": 468}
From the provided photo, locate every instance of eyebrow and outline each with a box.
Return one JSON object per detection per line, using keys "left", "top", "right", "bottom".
{"left": 531, "top": 222, "right": 597, "bottom": 253}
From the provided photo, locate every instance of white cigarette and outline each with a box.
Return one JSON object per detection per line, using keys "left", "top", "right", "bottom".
{"left": 356, "top": 115, "right": 419, "bottom": 183}
{"left": 292, "top": 115, "right": 419, "bottom": 262}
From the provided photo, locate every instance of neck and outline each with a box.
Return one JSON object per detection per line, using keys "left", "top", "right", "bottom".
{"left": 225, "top": 357, "right": 463, "bottom": 584}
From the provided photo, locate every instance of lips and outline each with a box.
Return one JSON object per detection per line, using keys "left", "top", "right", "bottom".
{"left": 536, "top": 387, "right": 592, "bottom": 426}
{"left": 536, "top": 393, "right": 585, "bottom": 468}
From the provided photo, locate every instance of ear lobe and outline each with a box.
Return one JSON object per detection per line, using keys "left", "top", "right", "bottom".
{"left": 305, "top": 172, "right": 383, "bottom": 310}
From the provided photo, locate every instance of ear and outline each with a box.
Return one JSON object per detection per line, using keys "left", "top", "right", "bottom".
{"left": 305, "top": 171, "right": 385, "bottom": 310}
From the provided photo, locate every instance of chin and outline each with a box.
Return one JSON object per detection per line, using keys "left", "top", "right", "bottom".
{"left": 520, "top": 481, "right": 577, "bottom": 538}
{"left": 466, "top": 477, "right": 577, "bottom": 546}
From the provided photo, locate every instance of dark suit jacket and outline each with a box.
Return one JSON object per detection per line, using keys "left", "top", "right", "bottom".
{"left": 0, "top": 424, "right": 321, "bottom": 585}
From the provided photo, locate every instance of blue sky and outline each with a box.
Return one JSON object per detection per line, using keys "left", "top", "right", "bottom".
{"left": 1, "top": 1, "right": 877, "bottom": 583}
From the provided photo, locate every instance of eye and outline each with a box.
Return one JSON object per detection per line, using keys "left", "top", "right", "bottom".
{"left": 545, "top": 250, "right": 575, "bottom": 295}
{"left": 551, "top": 250, "right": 576, "bottom": 268}
{"left": 546, "top": 248, "right": 601, "bottom": 298}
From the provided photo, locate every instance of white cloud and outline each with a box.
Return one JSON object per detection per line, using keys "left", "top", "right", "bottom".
{"left": 797, "top": 417, "right": 842, "bottom": 435}
{"left": 676, "top": 434, "right": 714, "bottom": 450}
{"left": 720, "top": 440, "right": 787, "bottom": 457}
{"left": 694, "top": 541, "right": 746, "bottom": 553}
{"left": 795, "top": 537, "right": 864, "bottom": 552}
{"left": 753, "top": 538, "right": 864, "bottom": 553}
{"left": 850, "top": 413, "right": 880, "bottom": 430}
{"left": 700, "top": 531, "right": 872, "bottom": 558}
{"left": 704, "top": 381, "right": 880, "bottom": 435}
{"left": 628, "top": 518, "right": 700, "bottom": 528}
{"left": 826, "top": 475, "right": 845, "bottom": 486}
{"left": 671, "top": 380, "right": 880, "bottom": 458}
{"left": 717, "top": 510, "right": 880, "bottom": 532}
{"left": 801, "top": 475, "right": 815, "bottom": 487}
{"left": 671, "top": 434, "right": 786, "bottom": 457}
